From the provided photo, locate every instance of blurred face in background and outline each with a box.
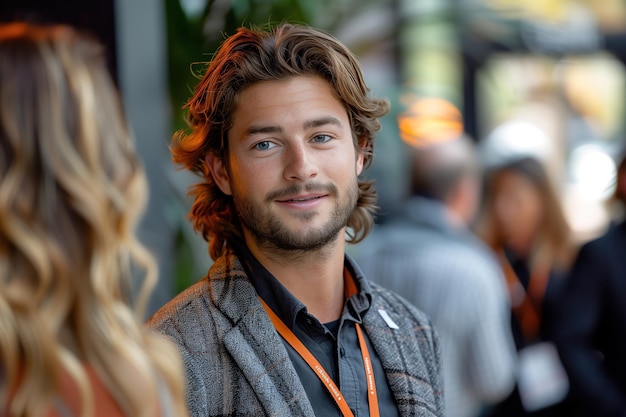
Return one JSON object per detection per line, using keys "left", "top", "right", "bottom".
{"left": 491, "top": 169, "right": 545, "bottom": 254}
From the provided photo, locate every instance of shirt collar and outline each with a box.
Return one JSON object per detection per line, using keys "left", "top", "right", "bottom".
{"left": 234, "top": 242, "right": 372, "bottom": 330}
{"left": 344, "top": 256, "right": 373, "bottom": 321}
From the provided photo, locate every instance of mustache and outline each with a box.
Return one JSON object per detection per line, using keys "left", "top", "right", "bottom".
{"left": 266, "top": 183, "right": 338, "bottom": 202}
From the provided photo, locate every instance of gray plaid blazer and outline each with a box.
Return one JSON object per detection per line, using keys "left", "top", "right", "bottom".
{"left": 147, "top": 252, "right": 444, "bottom": 417}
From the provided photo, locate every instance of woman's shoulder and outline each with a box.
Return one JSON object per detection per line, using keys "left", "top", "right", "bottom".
{"left": 48, "top": 366, "right": 175, "bottom": 417}
{"left": 47, "top": 367, "right": 124, "bottom": 417}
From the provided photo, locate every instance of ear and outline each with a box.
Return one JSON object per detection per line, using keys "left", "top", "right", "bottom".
{"left": 205, "top": 153, "right": 232, "bottom": 195}
{"left": 355, "top": 136, "right": 366, "bottom": 176}
{"left": 356, "top": 150, "right": 365, "bottom": 176}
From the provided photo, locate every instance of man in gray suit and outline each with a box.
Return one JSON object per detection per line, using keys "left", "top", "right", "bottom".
{"left": 148, "top": 24, "right": 443, "bottom": 417}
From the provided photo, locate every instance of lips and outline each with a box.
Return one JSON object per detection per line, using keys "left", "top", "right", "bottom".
{"left": 268, "top": 184, "right": 336, "bottom": 207}
{"left": 278, "top": 195, "right": 325, "bottom": 203}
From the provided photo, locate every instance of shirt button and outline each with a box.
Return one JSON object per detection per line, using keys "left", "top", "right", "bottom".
{"left": 339, "top": 347, "right": 346, "bottom": 358}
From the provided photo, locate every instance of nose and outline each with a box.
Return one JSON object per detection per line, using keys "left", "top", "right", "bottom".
{"left": 283, "top": 143, "right": 319, "bottom": 181}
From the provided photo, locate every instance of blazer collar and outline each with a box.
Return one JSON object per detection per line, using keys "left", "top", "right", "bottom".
{"left": 206, "top": 251, "right": 436, "bottom": 416}
{"left": 363, "top": 295, "right": 441, "bottom": 416}
{"left": 207, "top": 252, "right": 316, "bottom": 416}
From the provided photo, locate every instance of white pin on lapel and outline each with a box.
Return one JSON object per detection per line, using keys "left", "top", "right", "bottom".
{"left": 378, "top": 309, "right": 399, "bottom": 329}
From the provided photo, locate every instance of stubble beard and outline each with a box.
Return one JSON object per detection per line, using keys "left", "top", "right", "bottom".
{"left": 234, "top": 181, "right": 359, "bottom": 253}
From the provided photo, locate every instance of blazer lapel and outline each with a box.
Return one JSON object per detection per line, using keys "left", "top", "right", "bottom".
{"left": 209, "top": 254, "right": 315, "bottom": 416}
{"left": 363, "top": 301, "right": 440, "bottom": 416}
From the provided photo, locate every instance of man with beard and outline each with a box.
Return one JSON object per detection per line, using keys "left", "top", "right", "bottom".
{"left": 148, "top": 24, "right": 443, "bottom": 417}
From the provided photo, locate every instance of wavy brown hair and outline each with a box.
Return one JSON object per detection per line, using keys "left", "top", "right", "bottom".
{"left": 172, "top": 24, "right": 390, "bottom": 260}
{"left": 0, "top": 23, "right": 187, "bottom": 417}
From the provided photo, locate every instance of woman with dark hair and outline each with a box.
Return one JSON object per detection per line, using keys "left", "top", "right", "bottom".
{"left": 477, "top": 156, "right": 574, "bottom": 417}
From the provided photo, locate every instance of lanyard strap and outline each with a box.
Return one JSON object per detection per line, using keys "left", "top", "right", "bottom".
{"left": 499, "top": 250, "right": 550, "bottom": 343}
{"left": 259, "top": 272, "right": 379, "bottom": 417}
{"left": 342, "top": 270, "right": 379, "bottom": 416}
{"left": 355, "top": 323, "right": 380, "bottom": 416}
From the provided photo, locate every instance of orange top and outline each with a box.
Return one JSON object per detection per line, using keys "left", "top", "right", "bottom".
{"left": 3, "top": 365, "right": 154, "bottom": 417}
{"left": 499, "top": 250, "right": 551, "bottom": 344}
{"left": 46, "top": 367, "right": 125, "bottom": 417}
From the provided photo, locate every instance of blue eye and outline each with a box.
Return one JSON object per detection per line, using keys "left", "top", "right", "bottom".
{"left": 312, "top": 134, "right": 331, "bottom": 143}
{"left": 254, "top": 141, "right": 276, "bottom": 151}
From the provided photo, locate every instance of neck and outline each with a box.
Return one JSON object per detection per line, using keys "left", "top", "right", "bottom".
{"left": 506, "top": 237, "right": 535, "bottom": 260}
{"left": 445, "top": 205, "right": 466, "bottom": 229}
{"left": 445, "top": 190, "right": 472, "bottom": 228}
{"left": 245, "top": 232, "right": 347, "bottom": 323}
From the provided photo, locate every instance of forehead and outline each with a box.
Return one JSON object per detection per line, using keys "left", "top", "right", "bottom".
{"left": 493, "top": 170, "right": 541, "bottom": 195}
{"left": 229, "top": 75, "right": 350, "bottom": 132}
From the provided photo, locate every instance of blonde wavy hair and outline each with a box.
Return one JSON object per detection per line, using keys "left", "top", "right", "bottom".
{"left": 0, "top": 23, "right": 187, "bottom": 417}
{"left": 172, "top": 24, "right": 390, "bottom": 260}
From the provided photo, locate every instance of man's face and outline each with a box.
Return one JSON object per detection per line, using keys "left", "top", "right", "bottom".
{"left": 207, "top": 75, "right": 364, "bottom": 252}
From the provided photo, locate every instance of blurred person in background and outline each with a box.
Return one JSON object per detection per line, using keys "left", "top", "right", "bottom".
{"left": 552, "top": 152, "right": 626, "bottom": 417}
{"left": 0, "top": 23, "right": 187, "bottom": 417}
{"left": 356, "top": 99, "right": 517, "bottom": 417}
{"left": 477, "top": 156, "right": 574, "bottom": 417}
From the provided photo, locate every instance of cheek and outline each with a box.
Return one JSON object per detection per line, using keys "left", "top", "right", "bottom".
{"left": 494, "top": 194, "right": 528, "bottom": 233}
{"left": 502, "top": 196, "right": 543, "bottom": 232}
{"left": 524, "top": 196, "right": 545, "bottom": 227}
{"left": 494, "top": 194, "right": 514, "bottom": 224}
{"left": 229, "top": 159, "right": 264, "bottom": 197}
{"left": 319, "top": 145, "right": 360, "bottom": 177}
{"left": 514, "top": 202, "right": 535, "bottom": 227}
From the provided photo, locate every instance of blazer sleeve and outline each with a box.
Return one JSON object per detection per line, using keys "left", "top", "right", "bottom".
{"left": 553, "top": 241, "right": 626, "bottom": 416}
{"left": 148, "top": 315, "right": 209, "bottom": 417}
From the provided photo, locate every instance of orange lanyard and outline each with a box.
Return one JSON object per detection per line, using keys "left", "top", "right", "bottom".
{"left": 499, "top": 250, "right": 550, "bottom": 343}
{"left": 259, "top": 271, "right": 380, "bottom": 417}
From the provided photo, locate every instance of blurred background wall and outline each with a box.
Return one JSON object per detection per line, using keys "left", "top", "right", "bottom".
{"left": 1, "top": 0, "right": 625, "bottom": 315}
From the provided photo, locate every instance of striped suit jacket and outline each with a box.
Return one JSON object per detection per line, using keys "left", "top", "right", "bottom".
{"left": 147, "top": 252, "right": 444, "bottom": 417}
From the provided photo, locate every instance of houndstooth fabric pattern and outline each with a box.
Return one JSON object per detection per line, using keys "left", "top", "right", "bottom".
{"left": 147, "top": 252, "right": 444, "bottom": 417}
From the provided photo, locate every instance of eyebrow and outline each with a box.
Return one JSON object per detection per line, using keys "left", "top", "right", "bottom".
{"left": 246, "top": 116, "right": 344, "bottom": 137}
{"left": 247, "top": 125, "right": 282, "bottom": 136}
{"left": 302, "top": 115, "right": 343, "bottom": 130}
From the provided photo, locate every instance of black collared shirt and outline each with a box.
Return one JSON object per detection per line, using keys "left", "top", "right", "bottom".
{"left": 236, "top": 244, "right": 400, "bottom": 417}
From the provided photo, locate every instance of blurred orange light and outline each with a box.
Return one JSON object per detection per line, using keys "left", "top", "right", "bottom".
{"left": 397, "top": 97, "right": 463, "bottom": 148}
